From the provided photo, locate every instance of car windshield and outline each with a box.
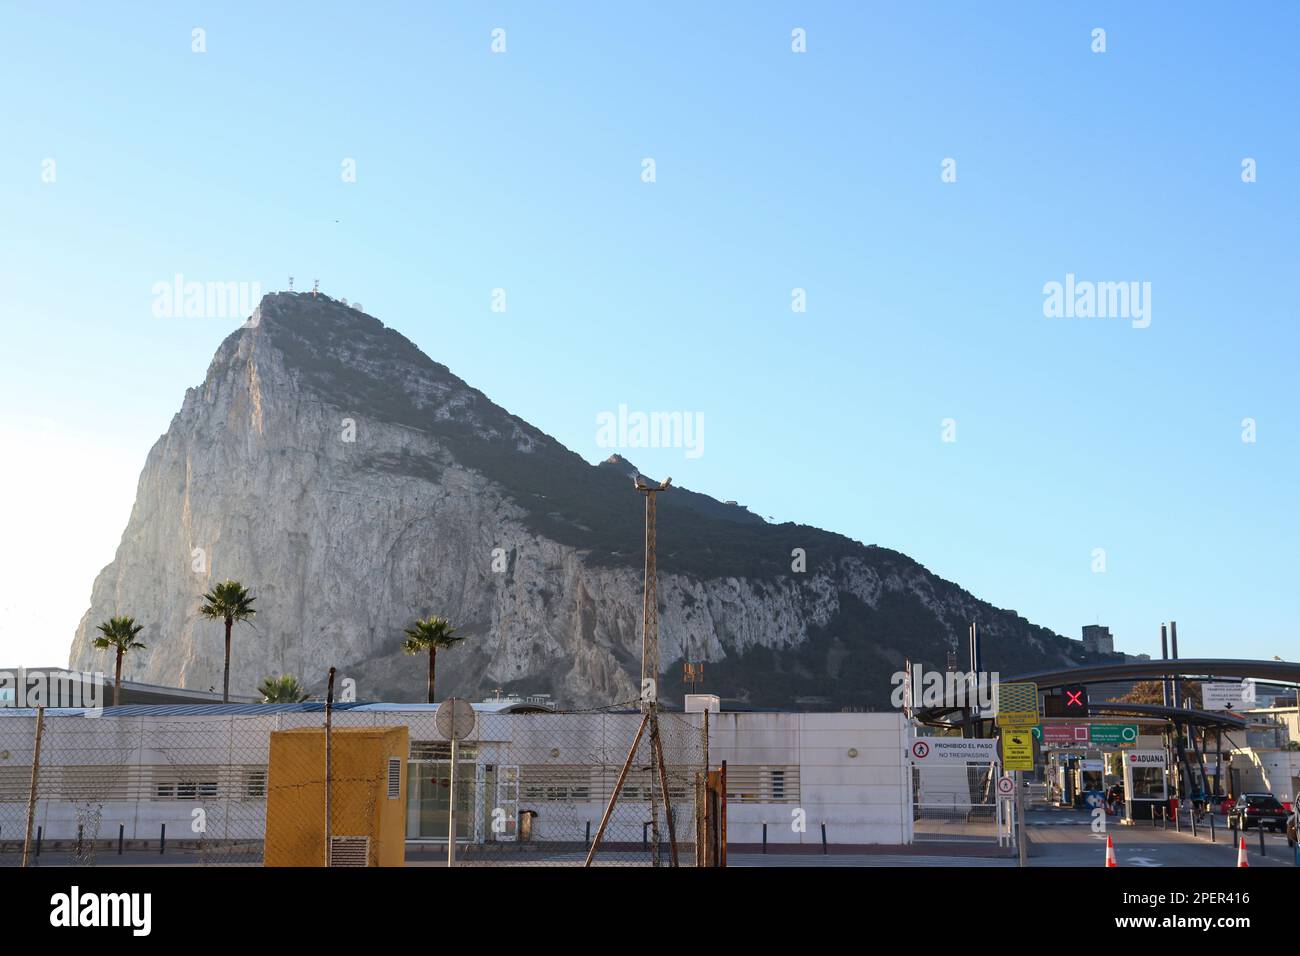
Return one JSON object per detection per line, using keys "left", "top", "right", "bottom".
{"left": 1245, "top": 796, "right": 1281, "bottom": 808}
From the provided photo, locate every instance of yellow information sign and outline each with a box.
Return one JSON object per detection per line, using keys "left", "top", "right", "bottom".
{"left": 1000, "top": 727, "right": 1035, "bottom": 771}
{"left": 996, "top": 681, "right": 1039, "bottom": 728}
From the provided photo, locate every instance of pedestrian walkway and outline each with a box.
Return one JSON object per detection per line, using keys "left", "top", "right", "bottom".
{"left": 730, "top": 853, "right": 1016, "bottom": 867}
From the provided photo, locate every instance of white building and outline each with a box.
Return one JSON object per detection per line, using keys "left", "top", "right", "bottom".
{"left": 0, "top": 705, "right": 913, "bottom": 852}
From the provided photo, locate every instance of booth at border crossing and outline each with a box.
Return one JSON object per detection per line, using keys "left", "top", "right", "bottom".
{"left": 1121, "top": 749, "right": 1168, "bottom": 823}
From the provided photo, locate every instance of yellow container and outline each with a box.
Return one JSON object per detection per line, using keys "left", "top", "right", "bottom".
{"left": 264, "top": 725, "right": 408, "bottom": 867}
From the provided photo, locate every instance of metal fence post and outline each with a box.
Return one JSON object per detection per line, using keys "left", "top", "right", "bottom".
{"left": 21, "top": 706, "right": 45, "bottom": 868}
{"left": 325, "top": 667, "right": 335, "bottom": 868}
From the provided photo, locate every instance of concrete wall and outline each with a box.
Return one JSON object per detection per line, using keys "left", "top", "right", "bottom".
{"left": 0, "top": 708, "right": 912, "bottom": 848}
{"left": 710, "top": 712, "right": 910, "bottom": 847}
{"left": 1228, "top": 749, "right": 1300, "bottom": 805}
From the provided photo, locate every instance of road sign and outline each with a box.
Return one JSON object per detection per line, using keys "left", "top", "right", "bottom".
{"left": 1062, "top": 684, "right": 1090, "bottom": 714}
{"left": 1126, "top": 750, "right": 1166, "bottom": 767}
{"left": 1042, "top": 723, "right": 1090, "bottom": 744}
{"left": 997, "top": 774, "right": 1015, "bottom": 796}
{"left": 1089, "top": 723, "right": 1138, "bottom": 746}
{"left": 435, "top": 697, "right": 476, "bottom": 869}
{"left": 1000, "top": 729, "right": 1034, "bottom": 771}
{"left": 908, "top": 738, "right": 999, "bottom": 764}
{"left": 435, "top": 697, "right": 476, "bottom": 741}
{"left": 1202, "top": 682, "right": 1248, "bottom": 711}
{"left": 996, "top": 682, "right": 1039, "bottom": 727}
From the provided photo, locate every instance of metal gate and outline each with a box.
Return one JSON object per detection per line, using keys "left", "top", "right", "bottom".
{"left": 495, "top": 765, "right": 519, "bottom": 841}
{"left": 911, "top": 761, "right": 1005, "bottom": 844}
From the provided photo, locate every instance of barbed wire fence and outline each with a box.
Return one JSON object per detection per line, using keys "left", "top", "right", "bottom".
{"left": 0, "top": 701, "right": 710, "bottom": 868}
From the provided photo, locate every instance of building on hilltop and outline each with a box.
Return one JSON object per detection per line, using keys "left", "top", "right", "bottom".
{"left": 1081, "top": 624, "right": 1114, "bottom": 655}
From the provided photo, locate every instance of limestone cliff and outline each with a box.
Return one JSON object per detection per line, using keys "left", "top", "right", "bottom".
{"left": 69, "top": 293, "right": 1095, "bottom": 706}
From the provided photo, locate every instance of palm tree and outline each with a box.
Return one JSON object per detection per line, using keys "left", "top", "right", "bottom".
{"left": 258, "top": 674, "right": 309, "bottom": 703}
{"left": 199, "top": 580, "right": 257, "bottom": 703}
{"left": 401, "top": 617, "right": 464, "bottom": 703}
{"left": 92, "top": 615, "right": 146, "bottom": 707}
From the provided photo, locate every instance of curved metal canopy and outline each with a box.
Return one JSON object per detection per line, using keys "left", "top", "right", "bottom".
{"left": 1006, "top": 658, "right": 1300, "bottom": 690}
{"left": 1088, "top": 701, "right": 1247, "bottom": 729}
{"left": 913, "top": 658, "right": 1296, "bottom": 728}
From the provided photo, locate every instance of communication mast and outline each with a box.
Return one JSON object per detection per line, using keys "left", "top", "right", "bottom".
{"left": 683, "top": 660, "right": 704, "bottom": 690}
{"left": 636, "top": 474, "right": 671, "bottom": 705}
{"left": 585, "top": 474, "right": 680, "bottom": 868}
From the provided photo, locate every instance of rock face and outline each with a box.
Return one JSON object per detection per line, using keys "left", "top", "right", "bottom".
{"left": 69, "top": 293, "right": 1099, "bottom": 707}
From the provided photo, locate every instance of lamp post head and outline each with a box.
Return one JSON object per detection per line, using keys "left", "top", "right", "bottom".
{"left": 634, "top": 475, "right": 672, "bottom": 492}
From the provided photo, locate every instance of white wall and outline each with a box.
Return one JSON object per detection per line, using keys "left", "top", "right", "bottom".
{"left": 0, "top": 709, "right": 913, "bottom": 847}
{"left": 711, "top": 712, "right": 909, "bottom": 846}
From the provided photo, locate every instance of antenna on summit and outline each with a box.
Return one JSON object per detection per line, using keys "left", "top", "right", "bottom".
{"left": 312, "top": 279, "right": 319, "bottom": 298}
{"left": 288, "top": 276, "right": 294, "bottom": 293}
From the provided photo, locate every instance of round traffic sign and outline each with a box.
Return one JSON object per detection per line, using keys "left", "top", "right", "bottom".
{"left": 435, "top": 697, "right": 476, "bottom": 741}
{"left": 911, "top": 741, "right": 930, "bottom": 760}
{"left": 997, "top": 775, "right": 1015, "bottom": 796}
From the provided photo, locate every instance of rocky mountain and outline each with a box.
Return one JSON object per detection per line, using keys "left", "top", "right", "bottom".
{"left": 69, "top": 293, "right": 1103, "bottom": 708}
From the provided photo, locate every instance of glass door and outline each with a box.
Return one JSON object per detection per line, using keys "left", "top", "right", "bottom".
{"left": 408, "top": 757, "right": 477, "bottom": 841}
{"left": 496, "top": 765, "right": 519, "bottom": 841}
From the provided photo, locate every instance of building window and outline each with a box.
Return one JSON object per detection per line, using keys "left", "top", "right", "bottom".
{"left": 769, "top": 769, "right": 786, "bottom": 802}
{"left": 410, "top": 741, "right": 478, "bottom": 761}
{"left": 725, "top": 765, "right": 800, "bottom": 804}
{"left": 243, "top": 768, "right": 267, "bottom": 799}
{"left": 521, "top": 766, "right": 592, "bottom": 802}
{"left": 153, "top": 767, "right": 221, "bottom": 800}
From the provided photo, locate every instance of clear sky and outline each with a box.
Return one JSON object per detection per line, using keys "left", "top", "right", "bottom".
{"left": 2, "top": 2, "right": 1297, "bottom": 668}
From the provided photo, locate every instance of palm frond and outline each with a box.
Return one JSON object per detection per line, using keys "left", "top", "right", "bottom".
{"left": 258, "top": 674, "right": 309, "bottom": 703}
{"left": 199, "top": 580, "right": 258, "bottom": 623}
{"left": 400, "top": 616, "right": 465, "bottom": 652}
{"left": 94, "top": 615, "right": 146, "bottom": 652}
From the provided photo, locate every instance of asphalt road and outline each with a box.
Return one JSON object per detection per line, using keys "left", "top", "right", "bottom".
{"left": 1025, "top": 802, "right": 1296, "bottom": 868}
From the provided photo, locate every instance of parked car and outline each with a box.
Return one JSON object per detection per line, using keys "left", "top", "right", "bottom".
{"left": 1287, "top": 810, "right": 1297, "bottom": 848}
{"left": 1227, "top": 793, "right": 1290, "bottom": 831}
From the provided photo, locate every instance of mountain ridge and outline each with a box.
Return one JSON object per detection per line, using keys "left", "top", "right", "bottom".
{"left": 68, "top": 292, "right": 1105, "bottom": 707}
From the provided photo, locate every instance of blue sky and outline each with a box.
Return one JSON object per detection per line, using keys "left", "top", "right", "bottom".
{"left": 1, "top": 2, "right": 1297, "bottom": 667}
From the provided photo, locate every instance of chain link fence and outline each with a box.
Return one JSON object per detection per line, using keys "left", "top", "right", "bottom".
{"left": 911, "top": 761, "right": 1006, "bottom": 844}
{"left": 0, "top": 704, "right": 708, "bottom": 867}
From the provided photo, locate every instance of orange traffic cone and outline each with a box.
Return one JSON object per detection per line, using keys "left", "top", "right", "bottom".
{"left": 1104, "top": 834, "right": 1118, "bottom": 867}
{"left": 1237, "top": 837, "right": 1249, "bottom": 867}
